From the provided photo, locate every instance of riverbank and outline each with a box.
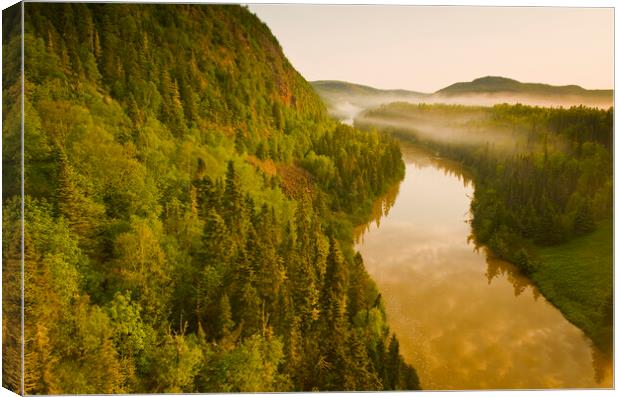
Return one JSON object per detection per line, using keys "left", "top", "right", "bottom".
{"left": 531, "top": 220, "right": 613, "bottom": 352}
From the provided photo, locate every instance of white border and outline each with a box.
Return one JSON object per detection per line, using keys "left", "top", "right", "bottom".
{"left": 0, "top": 1, "right": 616, "bottom": 397}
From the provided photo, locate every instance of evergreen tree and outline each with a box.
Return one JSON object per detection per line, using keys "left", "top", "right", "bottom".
{"left": 217, "top": 294, "right": 235, "bottom": 339}
{"left": 56, "top": 150, "right": 105, "bottom": 243}
{"left": 574, "top": 198, "right": 596, "bottom": 235}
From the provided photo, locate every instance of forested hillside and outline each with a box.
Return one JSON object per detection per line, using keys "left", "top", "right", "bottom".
{"left": 2, "top": 4, "right": 417, "bottom": 393}
{"left": 356, "top": 102, "right": 613, "bottom": 352}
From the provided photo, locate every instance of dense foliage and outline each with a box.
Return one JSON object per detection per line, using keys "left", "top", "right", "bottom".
{"left": 2, "top": 4, "right": 417, "bottom": 393}
{"left": 356, "top": 102, "right": 613, "bottom": 350}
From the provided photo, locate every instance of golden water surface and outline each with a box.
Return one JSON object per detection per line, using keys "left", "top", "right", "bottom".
{"left": 355, "top": 143, "right": 612, "bottom": 390}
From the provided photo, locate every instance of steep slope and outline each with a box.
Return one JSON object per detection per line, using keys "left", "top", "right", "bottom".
{"left": 2, "top": 3, "right": 418, "bottom": 393}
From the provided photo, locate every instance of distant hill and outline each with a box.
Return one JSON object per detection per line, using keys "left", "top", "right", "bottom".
{"left": 311, "top": 81, "right": 429, "bottom": 124}
{"left": 312, "top": 80, "right": 428, "bottom": 98}
{"left": 436, "top": 76, "right": 612, "bottom": 101}
{"left": 312, "top": 77, "right": 613, "bottom": 123}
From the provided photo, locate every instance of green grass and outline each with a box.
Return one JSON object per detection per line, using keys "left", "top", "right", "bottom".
{"left": 531, "top": 220, "right": 613, "bottom": 351}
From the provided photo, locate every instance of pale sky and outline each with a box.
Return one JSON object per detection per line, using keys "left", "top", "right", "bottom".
{"left": 248, "top": 5, "right": 614, "bottom": 92}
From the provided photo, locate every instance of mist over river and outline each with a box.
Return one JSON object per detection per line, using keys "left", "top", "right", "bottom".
{"left": 354, "top": 142, "right": 612, "bottom": 390}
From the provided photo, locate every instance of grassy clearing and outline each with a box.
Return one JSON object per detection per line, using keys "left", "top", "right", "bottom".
{"left": 531, "top": 220, "right": 613, "bottom": 351}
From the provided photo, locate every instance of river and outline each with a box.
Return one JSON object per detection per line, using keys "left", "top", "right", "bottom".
{"left": 354, "top": 142, "right": 612, "bottom": 390}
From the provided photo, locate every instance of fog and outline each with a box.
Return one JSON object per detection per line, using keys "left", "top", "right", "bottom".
{"left": 326, "top": 100, "right": 364, "bottom": 126}
{"left": 430, "top": 92, "right": 613, "bottom": 109}
{"left": 319, "top": 90, "right": 612, "bottom": 129}
{"left": 356, "top": 112, "right": 523, "bottom": 154}
{"left": 354, "top": 104, "right": 567, "bottom": 157}
{"left": 320, "top": 92, "right": 429, "bottom": 126}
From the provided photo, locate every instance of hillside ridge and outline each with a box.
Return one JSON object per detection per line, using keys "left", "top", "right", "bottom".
{"left": 437, "top": 75, "right": 612, "bottom": 96}
{"left": 3, "top": 3, "right": 418, "bottom": 393}
{"left": 312, "top": 76, "right": 613, "bottom": 97}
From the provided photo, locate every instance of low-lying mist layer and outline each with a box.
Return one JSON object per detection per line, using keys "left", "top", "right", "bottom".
{"left": 312, "top": 81, "right": 428, "bottom": 125}
{"left": 430, "top": 92, "right": 612, "bottom": 109}
{"left": 355, "top": 103, "right": 572, "bottom": 157}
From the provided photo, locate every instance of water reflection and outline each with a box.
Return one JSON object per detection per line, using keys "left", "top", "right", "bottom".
{"left": 355, "top": 141, "right": 612, "bottom": 390}
{"left": 592, "top": 346, "right": 614, "bottom": 386}
{"left": 482, "top": 248, "right": 535, "bottom": 298}
{"left": 404, "top": 144, "right": 475, "bottom": 188}
{"left": 354, "top": 182, "right": 400, "bottom": 243}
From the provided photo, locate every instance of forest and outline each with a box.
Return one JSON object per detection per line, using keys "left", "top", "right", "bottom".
{"left": 2, "top": 4, "right": 417, "bottom": 394}
{"left": 356, "top": 102, "right": 613, "bottom": 353}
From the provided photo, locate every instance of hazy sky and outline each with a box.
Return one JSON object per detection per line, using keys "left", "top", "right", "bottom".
{"left": 248, "top": 5, "right": 614, "bottom": 92}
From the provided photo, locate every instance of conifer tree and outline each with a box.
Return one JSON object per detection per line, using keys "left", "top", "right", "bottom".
{"left": 56, "top": 151, "right": 105, "bottom": 242}
{"left": 574, "top": 198, "right": 596, "bottom": 235}
{"left": 217, "top": 294, "right": 235, "bottom": 339}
